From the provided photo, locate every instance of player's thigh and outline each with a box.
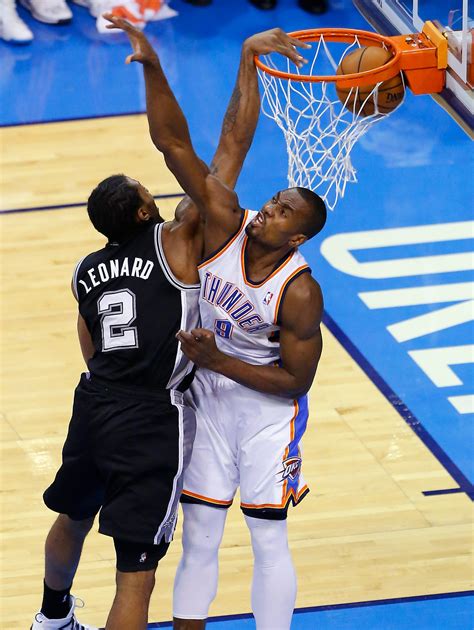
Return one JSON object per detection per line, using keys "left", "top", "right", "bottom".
{"left": 94, "top": 392, "right": 192, "bottom": 544}
{"left": 43, "top": 374, "right": 104, "bottom": 520}
{"left": 182, "top": 374, "right": 239, "bottom": 507}
{"left": 239, "top": 393, "right": 310, "bottom": 519}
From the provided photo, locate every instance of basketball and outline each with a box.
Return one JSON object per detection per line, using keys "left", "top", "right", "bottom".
{"left": 336, "top": 46, "right": 405, "bottom": 116}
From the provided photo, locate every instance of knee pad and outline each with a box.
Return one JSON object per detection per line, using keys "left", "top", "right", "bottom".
{"left": 114, "top": 537, "right": 169, "bottom": 573}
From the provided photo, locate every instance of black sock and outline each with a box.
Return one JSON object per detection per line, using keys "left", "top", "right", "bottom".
{"left": 40, "top": 580, "right": 72, "bottom": 620}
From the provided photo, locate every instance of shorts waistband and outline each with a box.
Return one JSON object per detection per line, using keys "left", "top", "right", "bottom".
{"left": 82, "top": 373, "right": 184, "bottom": 405}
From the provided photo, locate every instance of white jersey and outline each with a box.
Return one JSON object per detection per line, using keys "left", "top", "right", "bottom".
{"left": 198, "top": 210, "right": 311, "bottom": 366}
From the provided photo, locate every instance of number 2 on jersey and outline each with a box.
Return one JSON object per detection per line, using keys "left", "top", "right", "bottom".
{"left": 98, "top": 289, "right": 138, "bottom": 351}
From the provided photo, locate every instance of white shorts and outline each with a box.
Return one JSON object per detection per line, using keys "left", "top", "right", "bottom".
{"left": 182, "top": 368, "right": 310, "bottom": 520}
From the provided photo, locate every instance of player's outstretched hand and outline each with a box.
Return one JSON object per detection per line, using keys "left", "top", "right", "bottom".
{"left": 244, "top": 28, "right": 311, "bottom": 68}
{"left": 176, "top": 328, "right": 222, "bottom": 370}
{"left": 103, "top": 13, "right": 158, "bottom": 65}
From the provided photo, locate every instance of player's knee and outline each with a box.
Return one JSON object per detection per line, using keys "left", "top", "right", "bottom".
{"left": 114, "top": 537, "right": 169, "bottom": 573}
{"left": 182, "top": 530, "right": 220, "bottom": 562}
{"left": 116, "top": 567, "right": 156, "bottom": 598}
{"left": 182, "top": 508, "right": 224, "bottom": 560}
{"left": 246, "top": 517, "right": 290, "bottom": 564}
{"left": 59, "top": 513, "right": 95, "bottom": 536}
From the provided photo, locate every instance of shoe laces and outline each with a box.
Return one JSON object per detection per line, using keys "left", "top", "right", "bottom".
{"left": 33, "top": 598, "right": 86, "bottom": 628}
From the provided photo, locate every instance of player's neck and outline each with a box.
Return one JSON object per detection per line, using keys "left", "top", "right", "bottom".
{"left": 246, "top": 240, "right": 293, "bottom": 280}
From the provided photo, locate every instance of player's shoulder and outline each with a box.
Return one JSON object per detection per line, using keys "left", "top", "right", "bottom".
{"left": 286, "top": 270, "right": 322, "bottom": 305}
{"left": 280, "top": 272, "right": 323, "bottom": 333}
{"left": 279, "top": 273, "right": 323, "bottom": 336}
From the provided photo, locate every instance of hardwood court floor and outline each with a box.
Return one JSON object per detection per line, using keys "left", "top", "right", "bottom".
{"left": 1, "top": 116, "right": 472, "bottom": 629}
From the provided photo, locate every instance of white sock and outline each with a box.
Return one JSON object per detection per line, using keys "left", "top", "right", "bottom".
{"left": 245, "top": 515, "right": 297, "bottom": 630}
{"left": 173, "top": 503, "right": 227, "bottom": 619}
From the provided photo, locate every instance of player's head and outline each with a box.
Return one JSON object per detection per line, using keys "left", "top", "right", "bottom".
{"left": 246, "top": 187, "right": 327, "bottom": 249}
{"left": 87, "top": 174, "right": 162, "bottom": 243}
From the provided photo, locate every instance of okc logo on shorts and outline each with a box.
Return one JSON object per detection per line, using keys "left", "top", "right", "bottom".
{"left": 281, "top": 456, "right": 302, "bottom": 481}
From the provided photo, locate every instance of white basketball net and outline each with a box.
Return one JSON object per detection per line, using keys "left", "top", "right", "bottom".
{"left": 257, "top": 34, "right": 404, "bottom": 210}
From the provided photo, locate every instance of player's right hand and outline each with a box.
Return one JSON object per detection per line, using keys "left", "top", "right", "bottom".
{"left": 244, "top": 28, "right": 311, "bottom": 68}
{"left": 103, "top": 13, "right": 158, "bottom": 66}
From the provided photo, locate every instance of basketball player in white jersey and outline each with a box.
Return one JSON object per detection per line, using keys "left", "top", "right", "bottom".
{"left": 107, "top": 15, "right": 324, "bottom": 630}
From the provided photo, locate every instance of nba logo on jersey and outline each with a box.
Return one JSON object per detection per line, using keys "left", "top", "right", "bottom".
{"left": 139, "top": 552, "right": 147, "bottom": 563}
{"left": 263, "top": 291, "right": 273, "bottom": 306}
{"left": 281, "top": 456, "right": 302, "bottom": 481}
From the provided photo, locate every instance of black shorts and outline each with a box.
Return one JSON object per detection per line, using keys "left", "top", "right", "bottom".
{"left": 44, "top": 374, "right": 196, "bottom": 545}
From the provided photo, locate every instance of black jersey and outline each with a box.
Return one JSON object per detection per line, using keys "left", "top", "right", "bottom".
{"left": 73, "top": 222, "right": 200, "bottom": 391}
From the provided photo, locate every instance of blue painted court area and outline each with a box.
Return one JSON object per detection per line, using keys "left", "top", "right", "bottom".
{"left": 147, "top": 593, "right": 474, "bottom": 629}
{"left": 2, "top": 0, "right": 473, "bottom": 627}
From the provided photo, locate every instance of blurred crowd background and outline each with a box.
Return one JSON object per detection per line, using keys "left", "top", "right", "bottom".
{"left": 1, "top": 0, "right": 327, "bottom": 44}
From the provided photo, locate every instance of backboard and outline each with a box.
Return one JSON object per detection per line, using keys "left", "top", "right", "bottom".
{"left": 353, "top": 0, "right": 473, "bottom": 136}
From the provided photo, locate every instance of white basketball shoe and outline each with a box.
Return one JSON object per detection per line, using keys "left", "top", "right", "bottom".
{"left": 31, "top": 595, "right": 98, "bottom": 630}
{"left": 0, "top": 0, "right": 33, "bottom": 43}
{"left": 19, "top": 0, "right": 73, "bottom": 24}
{"left": 72, "top": 0, "right": 146, "bottom": 32}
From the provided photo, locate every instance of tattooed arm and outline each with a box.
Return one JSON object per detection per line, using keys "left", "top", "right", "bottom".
{"left": 208, "top": 39, "right": 261, "bottom": 191}
{"left": 171, "top": 31, "right": 310, "bottom": 252}
{"left": 201, "top": 30, "right": 310, "bottom": 252}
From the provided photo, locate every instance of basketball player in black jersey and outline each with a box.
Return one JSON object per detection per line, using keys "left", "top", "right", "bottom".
{"left": 30, "top": 29, "right": 303, "bottom": 630}
{"left": 106, "top": 15, "right": 325, "bottom": 630}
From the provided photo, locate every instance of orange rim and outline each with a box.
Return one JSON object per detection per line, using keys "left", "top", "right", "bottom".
{"left": 255, "top": 28, "right": 403, "bottom": 88}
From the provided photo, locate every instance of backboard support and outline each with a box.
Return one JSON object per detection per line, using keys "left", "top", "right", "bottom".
{"left": 353, "top": 0, "right": 474, "bottom": 136}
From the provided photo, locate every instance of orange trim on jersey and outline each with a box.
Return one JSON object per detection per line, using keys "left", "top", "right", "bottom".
{"left": 198, "top": 210, "right": 248, "bottom": 270}
{"left": 240, "top": 235, "right": 295, "bottom": 288}
{"left": 273, "top": 264, "right": 310, "bottom": 323}
{"left": 181, "top": 489, "right": 233, "bottom": 506}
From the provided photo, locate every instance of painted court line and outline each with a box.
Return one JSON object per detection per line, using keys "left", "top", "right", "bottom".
{"left": 322, "top": 312, "right": 474, "bottom": 501}
{"left": 144, "top": 591, "right": 474, "bottom": 628}
{"left": 0, "top": 110, "right": 147, "bottom": 129}
{"left": 0, "top": 193, "right": 185, "bottom": 215}
{"left": 423, "top": 488, "right": 465, "bottom": 496}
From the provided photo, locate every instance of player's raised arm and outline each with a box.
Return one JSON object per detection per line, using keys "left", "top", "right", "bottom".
{"left": 201, "top": 29, "right": 310, "bottom": 253}
{"left": 211, "top": 29, "right": 309, "bottom": 190}
{"left": 176, "top": 274, "right": 323, "bottom": 398}
{"left": 104, "top": 14, "right": 236, "bottom": 218}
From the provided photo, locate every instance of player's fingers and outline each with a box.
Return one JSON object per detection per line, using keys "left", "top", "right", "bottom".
{"left": 125, "top": 54, "right": 142, "bottom": 64}
{"left": 201, "top": 331, "right": 214, "bottom": 340}
{"left": 191, "top": 327, "right": 212, "bottom": 336}
{"left": 190, "top": 327, "right": 210, "bottom": 341}
{"left": 104, "top": 13, "right": 135, "bottom": 33}
{"left": 102, "top": 12, "right": 120, "bottom": 26}
{"left": 176, "top": 330, "right": 194, "bottom": 343}
{"left": 178, "top": 342, "right": 194, "bottom": 359}
{"left": 287, "top": 35, "right": 311, "bottom": 49}
{"left": 278, "top": 47, "right": 307, "bottom": 67}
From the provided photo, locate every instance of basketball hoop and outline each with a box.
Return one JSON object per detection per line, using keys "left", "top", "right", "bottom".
{"left": 255, "top": 25, "right": 447, "bottom": 210}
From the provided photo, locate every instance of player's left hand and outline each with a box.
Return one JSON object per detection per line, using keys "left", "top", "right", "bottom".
{"left": 244, "top": 28, "right": 311, "bottom": 68}
{"left": 176, "top": 328, "right": 223, "bottom": 370}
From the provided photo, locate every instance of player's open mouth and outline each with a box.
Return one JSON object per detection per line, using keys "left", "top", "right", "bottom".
{"left": 253, "top": 212, "right": 265, "bottom": 226}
